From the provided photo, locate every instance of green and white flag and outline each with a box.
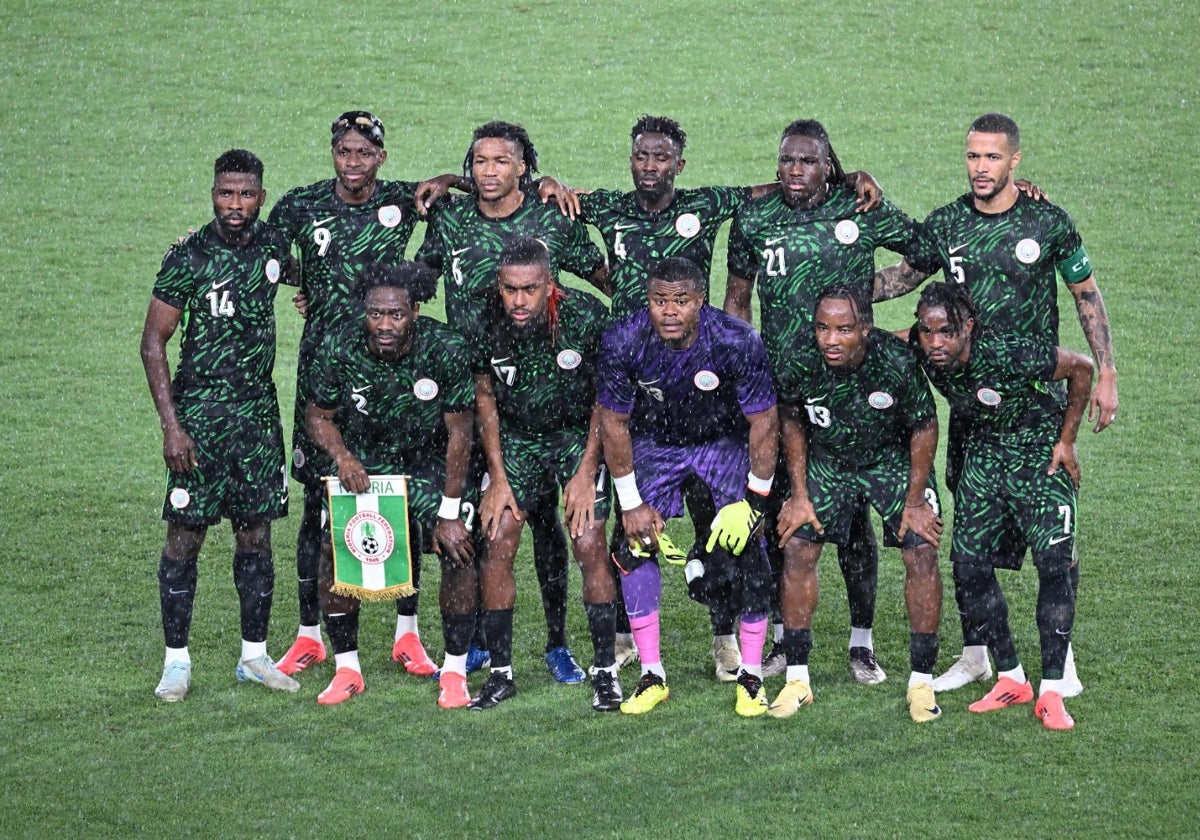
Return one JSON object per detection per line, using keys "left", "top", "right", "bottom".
{"left": 326, "top": 475, "right": 414, "bottom": 601}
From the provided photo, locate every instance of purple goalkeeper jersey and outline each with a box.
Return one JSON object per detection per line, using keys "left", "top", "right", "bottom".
{"left": 597, "top": 304, "right": 776, "bottom": 446}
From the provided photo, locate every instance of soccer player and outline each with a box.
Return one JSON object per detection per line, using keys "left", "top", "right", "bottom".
{"left": 771, "top": 285, "right": 944, "bottom": 723}
{"left": 725, "top": 119, "right": 923, "bottom": 685}
{"left": 874, "top": 112, "right": 1118, "bottom": 694}
{"left": 597, "top": 257, "right": 779, "bottom": 716}
{"left": 417, "top": 120, "right": 610, "bottom": 684}
{"left": 911, "top": 283, "right": 1093, "bottom": 730}
{"left": 467, "top": 238, "right": 621, "bottom": 711}
{"left": 304, "top": 262, "right": 477, "bottom": 706}
{"left": 270, "top": 111, "right": 466, "bottom": 678}
{"left": 141, "top": 149, "right": 299, "bottom": 702}
{"left": 566, "top": 114, "right": 882, "bottom": 680}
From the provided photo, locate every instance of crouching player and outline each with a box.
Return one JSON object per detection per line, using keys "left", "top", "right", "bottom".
{"left": 912, "top": 283, "right": 1093, "bottom": 730}
{"left": 305, "top": 262, "right": 478, "bottom": 706}
{"left": 596, "top": 257, "right": 779, "bottom": 716}
{"left": 772, "top": 284, "right": 943, "bottom": 722}
{"left": 468, "top": 238, "right": 620, "bottom": 711}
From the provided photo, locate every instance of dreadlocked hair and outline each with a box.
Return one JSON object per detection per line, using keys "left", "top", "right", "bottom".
{"left": 815, "top": 282, "right": 874, "bottom": 328}
{"left": 631, "top": 114, "right": 686, "bottom": 155}
{"left": 355, "top": 261, "right": 440, "bottom": 305}
{"left": 780, "top": 119, "right": 846, "bottom": 186}
{"left": 916, "top": 282, "right": 979, "bottom": 336}
{"left": 463, "top": 121, "right": 539, "bottom": 190}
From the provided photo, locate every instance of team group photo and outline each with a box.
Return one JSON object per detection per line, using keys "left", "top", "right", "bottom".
{"left": 3, "top": 1, "right": 1195, "bottom": 836}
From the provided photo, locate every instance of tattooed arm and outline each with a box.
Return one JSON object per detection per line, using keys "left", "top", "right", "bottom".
{"left": 1068, "top": 276, "right": 1118, "bottom": 432}
{"left": 873, "top": 260, "right": 932, "bottom": 302}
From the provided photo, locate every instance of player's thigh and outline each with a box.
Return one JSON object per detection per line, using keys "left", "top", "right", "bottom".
{"left": 796, "top": 455, "right": 859, "bottom": 546}
{"left": 630, "top": 438, "right": 696, "bottom": 519}
{"left": 549, "top": 428, "right": 612, "bottom": 521}
{"left": 949, "top": 461, "right": 1016, "bottom": 566}
{"left": 228, "top": 403, "right": 289, "bottom": 525}
{"left": 867, "top": 461, "right": 941, "bottom": 549}
{"left": 692, "top": 436, "right": 752, "bottom": 510}
{"left": 1010, "top": 458, "right": 1078, "bottom": 559}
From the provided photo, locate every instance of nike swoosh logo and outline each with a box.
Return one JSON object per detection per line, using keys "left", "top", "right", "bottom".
{"left": 452, "top": 247, "right": 471, "bottom": 256}
{"left": 491, "top": 357, "right": 511, "bottom": 365}
{"left": 212, "top": 278, "right": 233, "bottom": 290}
{"left": 949, "top": 243, "right": 967, "bottom": 255}
{"left": 766, "top": 236, "right": 787, "bottom": 246}
{"left": 1048, "top": 534, "right": 1072, "bottom": 545}
{"left": 312, "top": 216, "right": 337, "bottom": 227}
{"left": 637, "top": 379, "right": 660, "bottom": 387}
{"left": 806, "top": 396, "right": 825, "bottom": 404}
{"left": 352, "top": 385, "right": 371, "bottom": 393}
{"left": 614, "top": 223, "right": 637, "bottom": 231}
{"left": 168, "top": 588, "right": 190, "bottom": 596}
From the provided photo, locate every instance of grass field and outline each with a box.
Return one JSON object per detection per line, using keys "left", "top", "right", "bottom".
{"left": 1, "top": 1, "right": 1197, "bottom": 837}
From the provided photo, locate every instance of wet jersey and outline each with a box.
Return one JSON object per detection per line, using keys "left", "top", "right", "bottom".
{"left": 308, "top": 317, "right": 474, "bottom": 470}
{"left": 416, "top": 189, "right": 605, "bottom": 329}
{"left": 917, "top": 328, "right": 1061, "bottom": 448}
{"left": 776, "top": 329, "right": 935, "bottom": 469}
{"left": 153, "top": 220, "right": 291, "bottom": 404}
{"left": 268, "top": 178, "right": 420, "bottom": 348}
{"left": 469, "top": 288, "right": 611, "bottom": 435}
{"left": 597, "top": 305, "right": 776, "bottom": 446}
{"left": 727, "top": 184, "right": 918, "bottom": 367}
{"left": 578, "top": 186, "right": 751, "bottom": 318}
{"left": 905, "top": 192, "right": 1090, "bottom": 344}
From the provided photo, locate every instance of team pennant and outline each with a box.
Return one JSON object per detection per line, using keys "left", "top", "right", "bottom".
{"left": 326, "top": 475, "right": 415, "bottom": 600}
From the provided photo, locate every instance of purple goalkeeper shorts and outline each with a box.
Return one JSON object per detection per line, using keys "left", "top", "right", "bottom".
{"left": 632, "top": 435, "right": 748, "bottom": 519}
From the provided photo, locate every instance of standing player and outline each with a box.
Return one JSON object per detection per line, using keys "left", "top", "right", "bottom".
{"left": 141, "top": 149, "right": 299, "bottom": 701}
{"left": 564, "top": 114, "right": 881, "bottom": 679}
{"left": 725, "top": 119, "right": 923, "bottom": 685}
{"left": 771, "top": 285, "right": 943, "bottom": 723}
{"left": 304, "top": 262, "right": 477, "bottom": 706}
{"left": 270, "top": 111, "right": 465, "bottom": 678}
{"left": 911, "top": 283, "right": 1094, "bottom": 730}
{"left": 875, "top": 113, "right": 1118, "bottom": 694}
{"left": 597, "top": 257, "right": 779, "bottom": 716}
{"left": 417, "top": 120, "right": 609, "bottom": 684}
{"left": 468, "top": 239, "right": 621, "bottom": 711}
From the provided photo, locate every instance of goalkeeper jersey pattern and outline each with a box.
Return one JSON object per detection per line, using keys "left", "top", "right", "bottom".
{"left": 468, "top": 288, "right": 611, "bottom": 436}
{"left": 153, "top": 220, "right": 291, "bottom": 404}
{"left": 775, "top": 329, "right": 935, "bottom": 469}
{"left": 416, "top": 190, "right": 605, "bottom": 329}
{"left": 308, "top": 316, "right": 474, "bottom": 472}
{"left": 727, "top": 184, "right": 919, "bottom": 368}
{"left": 597, "top": 305, "right": 776, "bottom": 447}
{"left": 905, "top": 192, "right": 1087, "bottom": 343}
{"left": 579, "top": 186, "right": 752, "bottom": 318}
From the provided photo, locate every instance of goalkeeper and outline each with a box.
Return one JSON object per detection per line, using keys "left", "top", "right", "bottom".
{"left": 596, "top": 257, "right": 779, "bottom": 717}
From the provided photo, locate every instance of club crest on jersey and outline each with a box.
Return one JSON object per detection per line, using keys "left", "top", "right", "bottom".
{"left": 345, "top": 511, "right": 395, "bottom": 564}
{"left": 292, "top": 447, "right": 306, "bottom": 469}
{"left": 868, "top": 391, "right": 894, "bottom": 409}
{"left": 169, "top": 488, "right": 191, "bottom": 509}
{"left": 835, "top": 219, "right": 860, "bottom": 245}
{"left": 976, "top": 387, "right": 1002, "bottom": 406}
{"left": 694, "top": 370, "right": 720, "bottom": 391}
{"left": 675, "top": 213, "right": 701, "bottom": 238}
{"left": 1015, "top": 238, "right": 1041, "bottom": 264}
{"left": 413, "top": 378, "right": 439, "bottom": 401}
{"left": 265, "top": 258, "right": 281, "bottom": 284}
{"left": 378, "top": 205, "right": 402, "bottom": 228}
{"left": 557, "top": 349, "right": 582, "bottom": 370}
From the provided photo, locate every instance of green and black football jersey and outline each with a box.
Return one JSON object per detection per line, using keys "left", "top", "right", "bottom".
{"left": 268, "top": 178, "right": 420, "bottom": 350}
{"left": 727, "top": 184, "right": 919, "bottom": 368}
{"left": 918, "top": 328, "right": 1061, "bottom": 448}
{"left": 775, "top": 329, "right": 935, "bottom": 469}
{"left": 468, "top": 288, "right": 611, "bottom": 436}
{"left": 153, "top": 220, "right": 291, "bottom": 404}
{"left": 905, "top": 192, "right": 1090, "bottom": 344}
{"left": 578, "top": 186, "right": 752, "bottom": 319}
{"left": 416, "top": 189, "right": 605, "bottom": 329}
{"left": 308, "top": 316, "right": 474, "bottom": 471}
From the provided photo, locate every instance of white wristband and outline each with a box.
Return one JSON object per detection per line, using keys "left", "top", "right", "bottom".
{"left": 612, "top": 471, "right": 644, "bottom": 510}
{"left": 747, "top": 472, "right": 774, "bottom": 495}
{"left": 438, "top": 495, "right": 461, "bottom": 520}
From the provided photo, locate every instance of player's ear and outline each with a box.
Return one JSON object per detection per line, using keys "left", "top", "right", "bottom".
{"left": 676, "top": 157, "right": 686, "bottom": 174}
{"left": 378, "top": 149, "right": 388, "bottom": 167}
